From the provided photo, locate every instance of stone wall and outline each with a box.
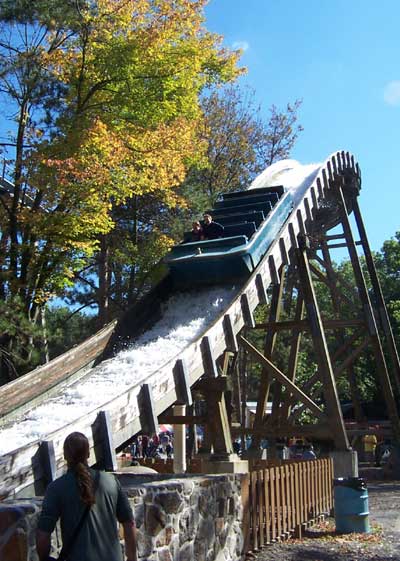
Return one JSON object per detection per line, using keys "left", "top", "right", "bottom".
{"left": 0, "top": 473, "right": 248, "bottom": 561}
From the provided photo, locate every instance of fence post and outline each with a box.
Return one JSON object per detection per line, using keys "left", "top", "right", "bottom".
{"left": 257, "top": 470, "right": 265, "bottom": 548}
{"left": 251, "top": 471, "right": 258, "bottom": 551}
{"left": 294, "top": 462, "right": 302, "bottom": 538}
{"left": 275, "top": 466, "right": 282, "bottom": 540}
{"left": 264, "top": 468, "right": 271, "bottom": 544}
{"left": 241, "top": 473, "right": 251, "bottom": 556}
{"left": 270, "top": 468, "right": 276, "bottom": 542}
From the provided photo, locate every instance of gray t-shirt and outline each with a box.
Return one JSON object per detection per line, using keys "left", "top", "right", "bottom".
{"left": 38, "top": 468, "right": 133, "bottom": 561}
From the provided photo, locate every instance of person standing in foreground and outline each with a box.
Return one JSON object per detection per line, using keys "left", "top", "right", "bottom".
{"left": 36, "top": 432, "right": 137, "bottom": 561}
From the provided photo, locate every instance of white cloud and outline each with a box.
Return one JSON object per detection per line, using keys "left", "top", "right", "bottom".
{"left": 383, "top": 81, "right": 400, "bottom": 106}
{"left": 232, "top": 40, "right": 249, "bottom": 52}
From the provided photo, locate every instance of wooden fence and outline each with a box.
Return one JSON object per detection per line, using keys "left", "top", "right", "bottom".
{"left": 245, "top": 458, "right": 334, "bottom": 553}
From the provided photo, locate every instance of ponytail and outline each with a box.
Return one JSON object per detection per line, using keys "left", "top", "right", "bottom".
{"left": 63, "top": 432, "right": 96, "bottom": 507}
{"left": 74, "top": 461, "right": 96, "bottom": 507}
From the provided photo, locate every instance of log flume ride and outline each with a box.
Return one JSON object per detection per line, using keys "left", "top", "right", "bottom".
{"left": 0, "top": 151, "right": 360, "bottom": 499}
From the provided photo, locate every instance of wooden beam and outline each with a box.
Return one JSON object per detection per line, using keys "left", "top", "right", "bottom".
{"left": 239, "top": 335, "right": 325, "bottom": 419}
{"left": 255, "top": 273, "right": 268, "bottom": 305}
{"left": 253, "top": 318, "right": 364, "bottom": 332}
{"left": 223, "top": 314, "right": 239, "bottom": 353}
{"left": 173, "top": 359, "right": 193, "bottom": 406}
{"left": 137, "top": 384, "right": 158, "bottom": 436}
{"left": 200, "top": 336, "right": 218, "bottom": 378}
{"left": 296, "top": 237, "right": 349, "bottom": 449}
{"left": 252, "top": 266, "right": 286, "bottom": 443}
{"left": 32, "top": 440, "right": 56, "bottom": 495}
{"left": 324, "top": 234, "right": 345, "bottom": 241}
{"left": 327, "top": 241, "right": 362, "bottom": 249}
{"left": 92, "top": 410, "right": 118, "bottom": 471}
{"left": 275, "top": 295, "right": 305, "bottom": 423}
{"left": 336, "top": 180, "right": 400, "bottom": 442}
{"left": 352, "top": 197, "right": 400, "bottom": 397}
{"left": 334, "top": 336, "right": 370, "bottom": 378}
{"left": 320, "top": 238, "right": 365, "bottom": 423}
{"left": 158, "top": 415, "right": 206, "bottom": 425}
{"left": 241, "top": 293, "right": 255, "bottom": 328}
{"left": 231, "top": 423, "right": 332, "bottom": 440}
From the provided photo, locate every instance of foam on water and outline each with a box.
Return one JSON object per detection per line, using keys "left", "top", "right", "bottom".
{"left": 249, "top": 158, "right": 321, "bottom": 204}
{"left": 0, "top": 286, "right": 236, "bottom": 455}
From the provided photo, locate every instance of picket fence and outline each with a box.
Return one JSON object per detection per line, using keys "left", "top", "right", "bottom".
{"left": 128, "top": 455, "right": 334, "bottom": 554}
{"left": 244, "top": 458, "right": 334, "bottom": 553}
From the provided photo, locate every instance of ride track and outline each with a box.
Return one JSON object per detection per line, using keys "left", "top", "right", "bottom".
{"left": 0, "top": 151, "right": 361, "bottom": 499}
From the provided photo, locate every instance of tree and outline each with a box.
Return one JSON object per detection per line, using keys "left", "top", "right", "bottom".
{"left": 0, "top": 0, "right": 242, "bottom": 379}
{"left": 181, "top": 86, "right": 303, "bottom": 208}
{"left": 375, "top": 232, "right": 400, "bottom": 346}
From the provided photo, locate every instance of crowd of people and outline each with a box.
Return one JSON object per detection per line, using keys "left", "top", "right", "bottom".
{"left": 232, "top": 436, "right": 318, "bottom": 460}
{"left": 129, "top": 431, "right": 173, "bottom": 460}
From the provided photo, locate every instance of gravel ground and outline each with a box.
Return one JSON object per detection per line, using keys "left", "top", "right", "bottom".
{"left": 251, "top": 481, "right": 400, "bottom": 561}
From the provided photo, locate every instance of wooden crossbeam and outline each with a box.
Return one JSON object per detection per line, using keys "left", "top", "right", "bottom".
{"left": 253, "top": 318, "right": 364, "bottom": 332}
{"left": 239, "top": 335, "right": 325, "bottom": 420}
{"left": 327, "top": 241, "right": 362, "bottom": 249}
{"left": 334, "top": 336, "right": 370, "bottom": 378}
{"left": 158, "top": 415, "right": 206, "bottom": 425}
{"left": 231, "top": 423, "right": 332, "bottom": 439}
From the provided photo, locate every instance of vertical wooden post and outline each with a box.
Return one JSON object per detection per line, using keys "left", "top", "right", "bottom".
{"left": 275, "top": 466, "right": 282, "bottom": 540}
{"left": 274, "top": 293, "right": 305, "bottom": 424}
{"left": 336, "top": 182, "right": 400, "bottom": 441}
{"left": 352, "top": 197, "right": 400, "bottom": 396}
{"left": 33, "top": 440, "right": 56, "bottom": 495}
{"left": 296, "top": 237, "right": 349, "bottom": 450}
{"left": 251, "top": 471, "right": 258, "bottom": 551}
{"left": 294, "top": 462, "right": 302, "bottom": 538}
{"left": 252, "top": 266, "right": 286, "bottom": 447}
{"left": 92, "top": 410, "right": 117, "bottom": 471}
{"left": 270, "top": 468, "right": 276, "bottom": 542}
{"left": 257, "top": 469, "right": 265, "bottom": 548}
{"left": 173, "top": 404, "right": 186, "bottom": 474}
{"left": 320, "top": 239, "right": 365, "bottom": 422}
{"left": 264, "top": 468, "right": 271, "bottom": 544}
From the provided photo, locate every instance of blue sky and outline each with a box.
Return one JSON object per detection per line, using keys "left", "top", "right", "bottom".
{"left": 205, "top": 0, "right": 400, "bottom": 253}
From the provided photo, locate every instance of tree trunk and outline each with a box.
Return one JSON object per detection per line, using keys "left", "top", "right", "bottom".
{"left": 97, "top": 235, "right": 110, "bottom": 327}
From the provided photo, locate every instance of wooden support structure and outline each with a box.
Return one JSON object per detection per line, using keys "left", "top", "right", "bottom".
{"left": 295, "top": 236, "right": 349, "bottom": 449}
{"left": 33, "top": 440, "right": 56, "bottom": 495}
{"left": 335, "top": 179, "right": 400, "bottom": 441}
{"left": 352, "top": 197, "right": 400, "bottom": 397}
{"left": 319, "top": 238, "right": 365, "bottom": 422}
{"left": 92, "top": 410, "right": 118, "bottom": 471}
{"left": 200, "top": 376, "right": 234, "bottom": 458}
{"left": 200, "top": 336, "right": 218, "bottom": 378}
{"left": 173, "top": 359, "right": 193, "bottom": 406}
{"left": 273, "top": 294, "right": 304, "bottom": 424}
{"left": 137, "top": 384, "right": 158, "bottom": 437}
{"left": 251, "top": 266, "right": 286, "bottom": 448}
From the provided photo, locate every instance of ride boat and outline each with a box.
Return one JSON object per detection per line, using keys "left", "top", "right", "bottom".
{"left": 164, "top": 185, "right": 294, "bottom": 286}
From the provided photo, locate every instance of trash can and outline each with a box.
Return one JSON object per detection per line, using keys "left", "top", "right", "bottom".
{"left": 333, "top": 477, "right": 370, "bottom": 533}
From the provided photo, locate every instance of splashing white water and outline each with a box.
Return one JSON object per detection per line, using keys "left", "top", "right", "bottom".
{"left": 249, "top": 159, "right": 321, "bottom": 204}
{"left": 0, "top": 287, "right": 236, "bottom": 455}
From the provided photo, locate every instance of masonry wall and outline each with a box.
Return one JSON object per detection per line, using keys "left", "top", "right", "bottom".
{"left": 0, "top": 473, "right": 248, "bottom": 561}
